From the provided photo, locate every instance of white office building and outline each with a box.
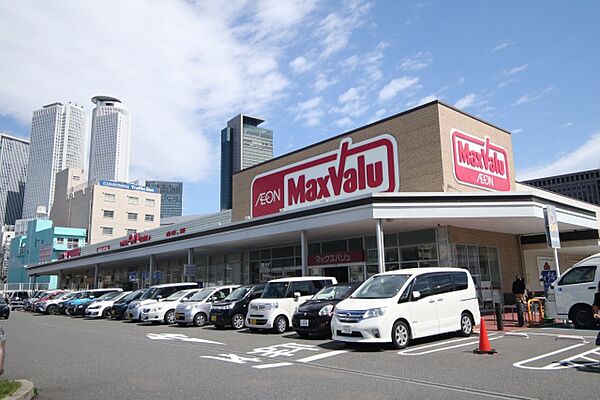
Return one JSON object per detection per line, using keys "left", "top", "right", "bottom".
{"left": 88, "top": 96, "right": 131, "bottom": 185}
{"left": 22, "top": 102, "right": 87, "bottom": 219}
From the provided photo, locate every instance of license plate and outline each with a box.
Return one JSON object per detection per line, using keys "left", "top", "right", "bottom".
{"left": 341, "top": 326, "right": 352, "bottom": 334}
{"left": 210, "top": 315, "right": 217, "bottom": 321}
{"left": 546, "top": 293, "right": 555, "bottom": 301}
{"left": 300, "top": 319, "right": 309, "bottom": 327}
{"left": 249, "top": 319, "right": 257, "bottom": 325}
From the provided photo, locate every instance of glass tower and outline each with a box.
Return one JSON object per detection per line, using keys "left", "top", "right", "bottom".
{"left": 0, "top": 134, "right": 29, "bottom": 226}
{"left": 145, "top": 180, "right": 183, "bottom": 218}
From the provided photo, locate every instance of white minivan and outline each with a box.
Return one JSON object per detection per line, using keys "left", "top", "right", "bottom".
{"left": 545, "top": 253, "right": 600, "bottom": 329}
{"left": 246, "top": 276, "right": 337, "bottom": 334}
{"left": 331, "top": 268, "right": 480, "bottom": 349}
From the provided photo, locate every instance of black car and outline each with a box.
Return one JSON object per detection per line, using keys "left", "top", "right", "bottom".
{"left": 110, "top": 289, "right": 146, "bottom": 320}
{"left": 0, "top": 298, "right": 10, "bottom": 319}
{"left": 292, "top": 282, "right": 361, "bottom": 338}
{"left": 209, "top": 283, "right": 266, "bottom": 329}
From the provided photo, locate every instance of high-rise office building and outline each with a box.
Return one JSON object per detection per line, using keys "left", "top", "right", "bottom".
{"left": 145, "top": 180, "right": 183, "bottom": 218}
{"left": 522, "top": 168, "right": 600, "bottom": 205}
{"left": 220, "top": 114, "right": 273, "bottom": 210}
{"left": 22, "top": 102, "right": 87, "bottom": 219}
{"left": 88, "top": 96, "right": 131, "bottom": 184}
{"left": 0, "top": 134, "right": 29, "bottom": 227}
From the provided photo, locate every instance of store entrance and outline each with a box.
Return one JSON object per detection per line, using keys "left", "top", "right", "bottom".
{"left": 323, "top": 267, "right": 349, "bottom": 283}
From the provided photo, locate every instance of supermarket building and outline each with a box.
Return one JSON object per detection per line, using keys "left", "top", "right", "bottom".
{"left": 27, "top": 101, "right": 600, "bottom": 307}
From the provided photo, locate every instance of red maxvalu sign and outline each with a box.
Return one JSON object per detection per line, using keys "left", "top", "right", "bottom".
{"left": 165, "top": 228, "right": 186, "bottom": 237}
{"left": 96, "top": 245, "right": 111, "bottom": 253}
{"left": 59, "top": 248, "right": 81, "bottom": 260}
{"left": 120, "top": 233, "right": 152, "bottom": 247}
{"left": 308, "top": 250, "right": 365, "bottom": 266}
{"left": 451, "top": 129, "right": 510, "bottom": 191}
{"left": 251, "top": 134, "right": 399, "bottom": 218}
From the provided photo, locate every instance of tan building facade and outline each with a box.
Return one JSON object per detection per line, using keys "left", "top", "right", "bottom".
{"left": 51, "top": 174, "right": 161, "bottom": 244}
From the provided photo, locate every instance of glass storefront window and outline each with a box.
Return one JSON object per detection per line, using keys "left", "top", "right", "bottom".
{"left": 385, "top": 248, "right": 399, "bottom": 262}
{"left": 348, "top": 237, "right": 363, "bottom": 251}
{"left": 322, "top": 239, "right": 347, "bottom": 253}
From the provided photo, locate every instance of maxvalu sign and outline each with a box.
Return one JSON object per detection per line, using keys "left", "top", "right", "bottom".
{"left": 251, "top": 134, "right": 400, "bottom": 218}
{"left": 451, "top": 129, "right": 510, "bottom": 191}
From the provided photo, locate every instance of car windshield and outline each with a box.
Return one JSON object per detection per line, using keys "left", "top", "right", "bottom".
{"left": 70, "top": 292, "right": 84, "bottom": 300}
{"left": 351, "top": 274, "right": 410, "bottom": 299}
{"left": 312, "top": 285, "right": 353, "bottom": 301}
{"left": 122, "top": 290, "right": 144, "bottom": 302}
{"left": 47, "top": 292, "right": 63, "bottom": 299}
{"left": 55, "top": 292, "right": 72, "bottom": 300}
{"left": 100, "top": 292, "right": 122, "bottom": 301}
{"left": 165, "top": 290, "right": 189, "bottom": 302}
{"left": 262, "top": 282, "right": 289, "bottom": 299}
{"left": 225, "top": 286, "right": 252, "bottom": 301}
{"left": 140, "top": 288, "right": 161, "bottom": 300}
{"left": 187, "top": 288, "right": 213, "bottom": 302}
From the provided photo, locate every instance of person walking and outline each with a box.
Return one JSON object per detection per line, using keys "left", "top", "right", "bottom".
{"left": 512, "top": 274, "right": 527, "bottom": 303}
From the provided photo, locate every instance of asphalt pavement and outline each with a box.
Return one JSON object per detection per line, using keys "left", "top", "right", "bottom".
{"left": 2, "top": 311, "right": 599, "bottom": 400}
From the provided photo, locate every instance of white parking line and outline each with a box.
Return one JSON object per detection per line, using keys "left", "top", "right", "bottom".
{"left": 398, "top": 334, "right": 502, "bottom": 356}
{"left": 542, "top": 347, "right": 600, "bottom": 370}
{"left": 296, "top": 350, "right": 349, "bottom": 363}
{"left": 512, "top": 343, "right": 586, "bottom": 370}
{"left": 252, "top": 362, "right": 294, "bottom": 369}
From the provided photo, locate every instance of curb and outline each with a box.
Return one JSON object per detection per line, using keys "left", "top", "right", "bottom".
{"left": 5, "top": 380, "right": 34, "bottom": 400}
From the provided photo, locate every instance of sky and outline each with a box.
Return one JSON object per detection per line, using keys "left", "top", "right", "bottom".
{"left": 0, "top": 1, "right": 599, "bottom": 216}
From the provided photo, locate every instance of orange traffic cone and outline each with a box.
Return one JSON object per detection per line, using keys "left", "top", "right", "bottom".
{"left": 473, "top": 317, "right": 497, "bottom": 354}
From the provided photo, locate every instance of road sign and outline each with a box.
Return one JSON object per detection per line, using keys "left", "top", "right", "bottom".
{"left": 128, "top": 271, "right": 138, "bottom": 282}
{"left": 183, "top": 264, "right": 198, "bottom": 277}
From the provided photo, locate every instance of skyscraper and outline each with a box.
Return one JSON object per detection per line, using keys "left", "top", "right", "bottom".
{"left": 22, "top": 102, "right": 87, "bottom": 219}
{"left": 0, "top": 134, "right": 29, "bottom": 227}
{"left": 145, "top": 180, "right": 183, "bottom": 218}
{"left": 220, "top": 114, "right": 273, "bottom": 210}
{"left": 88, "top": 96, "right": 131, "bottom": 184}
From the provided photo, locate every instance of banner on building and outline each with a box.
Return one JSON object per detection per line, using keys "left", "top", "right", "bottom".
{"left": 537, "top": 256, "right": 558, "bottom": 291}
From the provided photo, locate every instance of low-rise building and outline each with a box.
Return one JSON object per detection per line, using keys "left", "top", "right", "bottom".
{"left": 50, "top": 171, "right": 161, "bottom": 244}
{"left": 0, "top": 225, "right": 15, "bottom": 283}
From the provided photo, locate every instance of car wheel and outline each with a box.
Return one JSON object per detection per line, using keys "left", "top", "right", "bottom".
{"left": 102, "top": 308, "right": 111, "bottom": 318}
{"left": 47, "top": 305, "right": 59, "bottom": 315}
{"left": 164, "top": 310, "right": 176, "bottom": 325}
{"left": 458, "top": 312, "right": 473, "bottom": 337}
{"left": 391, "top": 320, "right": 410, "bottom": 349}
{"left": 231, "top": 313, "right": 245, "bottom": 330}
{"left": 273, "top": 315, "right": 288, "bottom": 334}
{"left": 571, "top": 305, "right": 594, "bottom": 329}
{"left": 193, "top": 312, "right": 207, "bottom": 327}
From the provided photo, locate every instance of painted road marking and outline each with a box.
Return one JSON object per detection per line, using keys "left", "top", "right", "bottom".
{"left": 542, "top": 347, "right": 600, "bottom": 370}
{"left": 146, "top": 333, "right": 225, "bottom": 345}
{"left": 252, "top": 362, "right": 294, "bottom": 369}
{"left": 296, "top": 350, "right": 349, "bottom": 363}
{"left": 513, "top": 343, "right": 587, "bottom": 370}
{"left": 398, "top": 334, "right": 502, "bottom": 356}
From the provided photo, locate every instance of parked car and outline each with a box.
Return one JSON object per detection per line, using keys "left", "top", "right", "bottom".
{"left": 58, "top": 291, "right": 86, "bottom": 314}
{"left": 66, "top": 289, "right": 123, "bottom": 316}
{"left": 111, "top": 289, "right": 147, "bottom": 320}
{"left": 126, "top": 283, "right": 200, "bottom": 321}
{"left": 29, "top": 290, "right": 65, "bottom": 312}
{"left": 25, "top": 291, "right": 48, "bottom": 311}
{"left": 175, "top": 285, "right": 238, "bottom": 327}
{"left": 209, "top": 283, "right": 266, "bottom": 329}
{"left": 85, "top": 291, "right": 131, "bottom": 318}
{"left": 7, "top": 291, "right": 30, "bottom": 310}
{"left": 246, "top": 277, "right": 337, "bottom": 334}
{"left": 331, "top": 268, "right": 480, "bottom": 349}
{"left": 546, "top": 253, "right": 600, "bottom": 329}
{"left": 35, "top": 291, "right": 73, "bottom": 314}
{"left": 140, "top": 289, "right": 201, "bottom": 324}
{"left": 292, "top": 282, "right": 361, "bottom": 338}
{"left": 0, "top": 298, "right": 10, "bottom": 319}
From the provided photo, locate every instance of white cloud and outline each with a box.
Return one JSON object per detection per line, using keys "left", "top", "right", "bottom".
{"left": 313, "top": 73, "right": 336, "bottom": 92}
{"left": 0, "top": 0, "right": 319, "bottom": 183}
{"left": 492, "top": 41, "right": 514, "bottom": 52}
{"left": 401, "top": 52, "right": 432, "bottom": 71}
{"left": 454, "top": 93, "right": 476, "bottom": 109}
{"left": 294, "top": 97, "right": 324, "bottom": 126}
{"left": 289, "top": 56, "right": 314, "bottom": 73}
{"left": 512, "top": 128, "right": 523, "bottom": 134}
{"left": 331, "top": 86, "right": 369, "bottom": 118}
{"left": 335, "top": 117, "right": 354, "bottom": 127}
{"left": 504, "top": 64, "right": 528, "bottom": 76}
{"left": 338, "top": 87, "right": 361, "bottom": 103}
{"left": 518, "top": 132, "right": 600, "bottom": 181}
{"left": 513, "top": 87, "right": 554, "bottom": 106}
{"left": 341, "top": 42, "right": 387, "bottom": 83}
{"left": 560, "top": 122, "right": 573, "bottom": 128}
{"left": 378, "top": 77, "right": 419, "bottom": 101}
{"left": 317, "top": 0, "right": 371, "bottom": 58}
{"left": 405, "top": 94, "right": 438, "bottom": 109}
{"left": 374, "top": 108, "right": 388, "bottom": 118}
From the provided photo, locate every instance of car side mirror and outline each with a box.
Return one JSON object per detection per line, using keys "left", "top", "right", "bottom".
{"left": 293, "top": 292, "right": 301, "bottom": 301}
{"left": 156, "top": 295, "right": 163, "bottom": 300}
{"left": 412, "top": 291, "right": 421, "bottom": 300}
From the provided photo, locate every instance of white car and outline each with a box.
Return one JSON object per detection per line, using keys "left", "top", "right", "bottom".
{"left": 246, "top": 276, "right": 337, "bottom": 334}
{"left": 85, "top": 291, "right": 131, "bottom": 318}
{"left": 140, "top": 289, "right": 201, "bottom": 324}
{"left": 35, "top": 291, "right": 74, "bottom": 314}
{"left": 175, "top": 285, "right": 238, "bottom": 327}
{"left": 545, "top": 253, "right": 600, "bottom": 329}
{"left": 125, "top": 283, "right": 200, "bottom": 321}
{"left": 331, "top": 268, "right": 481, "bottom": 349}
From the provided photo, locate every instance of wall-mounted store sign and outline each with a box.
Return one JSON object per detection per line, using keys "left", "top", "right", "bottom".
{"left": 96, "top": 245, "right": 111, "bottom": 253}
{"left": 308, "top": 250, "right": 365, "bottom": 266}
{"left": 251, "top": 134, "right": 399, "bottom": 218}
{"left": 451, "top": 129, "right": 510, "bottom": 191}
{"left": 99, "top": 180, "right": 156, "bottom": 193}
{"left": 120, "top": 233, "right": 152, "bottom": 247}
{"left": 165, "top": 228, "right": 186, "bottom": 237}
{"left": 58, "top": 247, "right": 81, "bottom": 260}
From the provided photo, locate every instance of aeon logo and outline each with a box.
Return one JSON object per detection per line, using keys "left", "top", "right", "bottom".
{"left": 251, "top": 134, "right": 399, "bottom": 218}
{"left": 451, "top": 129, "right": 510, "bottom": 191}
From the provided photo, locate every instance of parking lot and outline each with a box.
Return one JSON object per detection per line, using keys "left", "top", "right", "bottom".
{"left": 2, "top": 311, "right": 599, "bottom": 400}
